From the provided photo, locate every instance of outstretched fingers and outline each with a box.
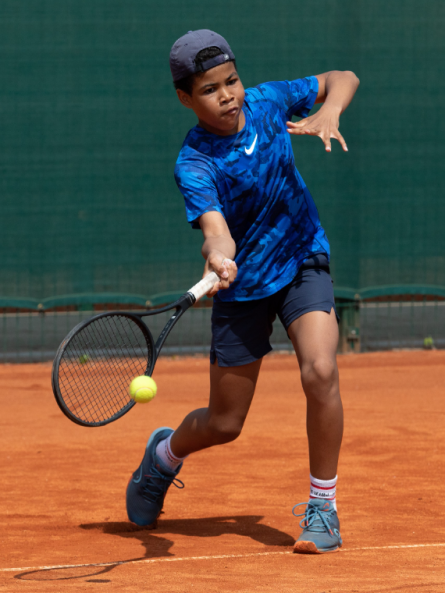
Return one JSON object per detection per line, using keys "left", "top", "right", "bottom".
{"left": 335, "top": 130, "right": 348, "bottom": 152}
{"left": 286, "top": 120, "right": 310, "bottom": 135}
{"left": 286, "top": 120, "right": 348, "bottom": 152}
{"left": 322, "top": 130, "right": 348, "bottom": 153}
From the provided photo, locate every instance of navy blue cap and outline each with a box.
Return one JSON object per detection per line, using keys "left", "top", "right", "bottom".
{"left": 170, "top": 29, "right": 235, "bottom": 82}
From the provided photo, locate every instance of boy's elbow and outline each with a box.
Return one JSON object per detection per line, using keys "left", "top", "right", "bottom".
{"left": 344, "top": 70, "right": 360, "bottom": 87}
{"left": 327, "top": 70, "right": 359, "bottom": 87}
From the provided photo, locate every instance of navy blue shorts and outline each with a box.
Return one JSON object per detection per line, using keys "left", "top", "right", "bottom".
{"left": 210, "top": 254, "right": 337, "bottom": 367}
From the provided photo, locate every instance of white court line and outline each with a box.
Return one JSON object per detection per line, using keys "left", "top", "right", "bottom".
{"left": 1, "top": 543, "right": 445, "bottom": 574}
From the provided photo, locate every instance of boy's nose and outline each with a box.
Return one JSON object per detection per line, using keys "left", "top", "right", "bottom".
{"left": 220, "top": 88, "right": 234, "bottom": 103}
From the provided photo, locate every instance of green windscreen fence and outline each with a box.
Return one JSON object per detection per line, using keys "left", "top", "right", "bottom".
{"left": 0, "top": 1, "right": 444, "bottom": 359}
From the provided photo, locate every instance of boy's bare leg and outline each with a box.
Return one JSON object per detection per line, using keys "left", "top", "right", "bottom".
{"left": 126, "top": 358, "right": 262, "bottom": 527}
{"left": 287, "top": 309, "right": 343, "bottom": 480}
{"left": 169, "top": 358, "right": 263, "bottom": 458}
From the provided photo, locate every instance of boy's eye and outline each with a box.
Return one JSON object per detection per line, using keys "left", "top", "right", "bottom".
{"left": 204, "top": 87, "right": 215, "bottom": 94}
{"left": 228, "top": 78, "right": 238, "bottom": 85}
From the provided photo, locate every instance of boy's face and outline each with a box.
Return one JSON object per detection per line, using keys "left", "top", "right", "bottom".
{"left": 176, "top": 62, "right": 245, "bottom": 136}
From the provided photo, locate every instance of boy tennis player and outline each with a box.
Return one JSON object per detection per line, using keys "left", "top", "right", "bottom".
{"left": 127, "top": 30, "right": 359, "bottom": 554}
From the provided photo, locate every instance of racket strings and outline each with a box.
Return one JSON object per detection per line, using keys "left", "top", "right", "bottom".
{"left": 74, "top": 316, "right": 148, "bottom": 419}
{"left": 60, "top": 318, "right": 149, "bottom": 422}
{"left": 57, "top": 315, "right": 153, "bottom": 425}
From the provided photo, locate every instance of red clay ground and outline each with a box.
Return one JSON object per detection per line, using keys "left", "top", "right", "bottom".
{"left": 0, "top": 351, "right": 444, "bottom": 592}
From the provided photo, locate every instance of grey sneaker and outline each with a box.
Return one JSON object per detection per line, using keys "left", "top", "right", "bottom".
{"left": 126, "top": 427, "right": 184, "bottom": 527}
{"left": 292, "top": 499, "right": 342, "bottom": 553}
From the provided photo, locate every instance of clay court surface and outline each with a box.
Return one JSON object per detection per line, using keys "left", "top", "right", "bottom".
{"left": 1, "top": 351, "right": 444, "bottom": 592}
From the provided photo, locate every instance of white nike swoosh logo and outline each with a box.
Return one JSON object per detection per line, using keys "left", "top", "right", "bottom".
{"left": 133, "top": 467, "right": 143, "bottom": 483}
{"left": 245, "top": 134, "right": 258, "bottom": 155}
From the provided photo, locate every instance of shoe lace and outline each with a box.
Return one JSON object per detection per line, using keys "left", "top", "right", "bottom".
{"left": 142, "top": 464, "right": 185, "bottom": 503}
{"left": 292, "top": 502, "right": 337, "bottom": 536}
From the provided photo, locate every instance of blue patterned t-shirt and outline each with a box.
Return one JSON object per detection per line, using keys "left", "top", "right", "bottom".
{"left": 174, "top": 76, "right": 330, "bottom": 302}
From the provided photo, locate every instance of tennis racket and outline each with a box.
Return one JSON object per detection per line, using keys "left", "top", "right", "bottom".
{"left": 51, "top": 272, "right": 219, "bottom": 427}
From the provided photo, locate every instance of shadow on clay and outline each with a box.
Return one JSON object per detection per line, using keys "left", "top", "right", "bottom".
{"left": 14, "top": 515, "right": 293, "bottom": 582}
{"left": 81, "top": 513, "right": 294, "bottom": 558}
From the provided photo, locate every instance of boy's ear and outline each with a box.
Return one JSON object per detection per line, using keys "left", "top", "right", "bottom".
{"left": 176, "top": 89, "right": 193, "bottom": 109}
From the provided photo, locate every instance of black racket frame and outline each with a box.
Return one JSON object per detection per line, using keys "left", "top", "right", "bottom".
{"left": 51, "top": 291, "right": 196, "bottom": 427}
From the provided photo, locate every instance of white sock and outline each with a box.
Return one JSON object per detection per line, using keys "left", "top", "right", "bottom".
{"left": 310, "top": 474, "right": 337, "bottom": 511}
{"left": 155, "top": 433, "right": 187, "bottom": 472}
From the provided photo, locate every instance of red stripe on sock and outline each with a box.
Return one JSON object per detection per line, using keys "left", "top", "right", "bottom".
{"left": 165, "top": 441, "right": 182, "bottom": 464}
{"left": 310, "top": 483, "right": 336, "bottom": 490}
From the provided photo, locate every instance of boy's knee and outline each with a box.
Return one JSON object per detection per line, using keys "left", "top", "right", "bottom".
{"left": 301, "top": 358, "right": 338, "bottom": 398}
{"left": 207, "top": 417, "right": 243, "bottom": 445}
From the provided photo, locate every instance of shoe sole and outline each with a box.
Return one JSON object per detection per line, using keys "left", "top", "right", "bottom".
{"left": 293, "top": 541, "right": 341, "bottom": 554}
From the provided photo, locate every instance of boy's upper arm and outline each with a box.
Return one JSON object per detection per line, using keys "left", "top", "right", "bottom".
{"left": 199, "top": 211, "right": 231, "bottom": 239}
{"left": 314, "top": 72, "right": 329, "bottom": 104}
{"left": 174, "top": 155, "right": 223, "bottom": 229}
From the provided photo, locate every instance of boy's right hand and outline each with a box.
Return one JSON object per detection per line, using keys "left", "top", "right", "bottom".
{"left": 198, "top": 211, "right": 237, "bottom": 297}
{"left": 204, "top": 251, "right": 238, "bottom": 297}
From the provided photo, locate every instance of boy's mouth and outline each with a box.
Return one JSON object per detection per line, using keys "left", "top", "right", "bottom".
{"left": 223, "top": 107, "right": 239, "bottom": 117}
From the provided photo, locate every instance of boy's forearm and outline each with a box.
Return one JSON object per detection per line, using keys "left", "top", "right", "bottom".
{"left": 322, "top": 71, "right": 360, "bottom": 114}
{"left": 201, "top": 235, "right": 236, "bottom": 261}
{"left": 201, "top": 234, "right": 237, "bottom": 295}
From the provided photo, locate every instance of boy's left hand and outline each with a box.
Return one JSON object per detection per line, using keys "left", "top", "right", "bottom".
{"left": 286, "top": 106, "right": 348, "bottom": 153}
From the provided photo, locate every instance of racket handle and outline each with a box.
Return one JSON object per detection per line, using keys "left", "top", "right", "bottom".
{"left": 187, "top": 272, "right": 220, "bottom": 301}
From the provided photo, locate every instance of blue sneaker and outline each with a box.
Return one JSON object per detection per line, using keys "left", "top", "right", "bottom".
{"left": 292, "top": 499, "right": 342, "bottom": 554}
{"left": 126, "top": 427, "right": 184, "bottom": 527}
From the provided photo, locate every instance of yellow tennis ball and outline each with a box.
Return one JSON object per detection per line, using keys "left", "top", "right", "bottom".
{"left": 129, "top": 375, "right": 157, "bottom": 403}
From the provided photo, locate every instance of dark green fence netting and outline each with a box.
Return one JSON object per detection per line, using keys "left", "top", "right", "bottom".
{"left": 0, "top": 1, "right": 444, "bottom": 358}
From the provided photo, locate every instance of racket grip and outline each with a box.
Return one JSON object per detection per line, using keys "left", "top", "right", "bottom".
{"left": 187, "top": 272, "right": 220, "bottom": 301}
